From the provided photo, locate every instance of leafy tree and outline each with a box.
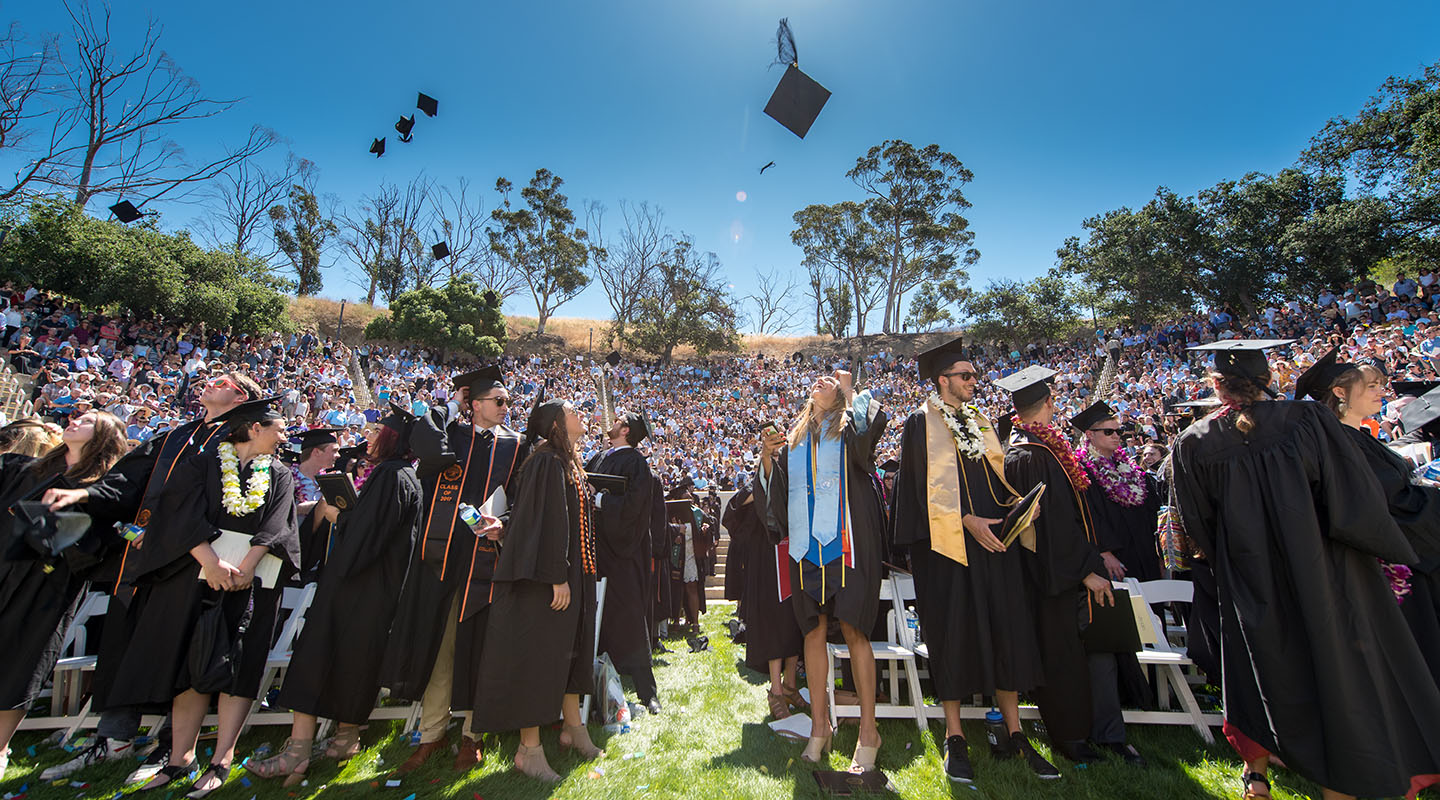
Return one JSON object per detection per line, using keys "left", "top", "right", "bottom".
{"left": 791, "top": 201, "right": 887, "bottom": 336}
{"left": 364, "top": 276, "right": 506, "bottom": 361}
{"left": 964, "top": 270, "right": 1081, "bottom": 346}
{"left": 624, "top": 236, "right": 739, "bottom": 362}
{"left": 820, "top": 285, "right": 852, "bottom": 339}
{"left": 847, "top": 140, "right": 980, "bottom": 333}
{"left": 489, "top": 169, "right": 593, "bottom": 335}
{"left": 270, "top": 173, "right": 336, "bottom": 295}
{"left": 904, "top": 278, "right": 967, "bottom": 332}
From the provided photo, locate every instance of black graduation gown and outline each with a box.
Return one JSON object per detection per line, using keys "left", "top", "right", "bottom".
{"left": 754, "top": 409, "right": 888, "bottom": 636}
{"left": 474, "top": 450, "right": 597, "bottom": 732}
{"left": 276, "top": 459, "right": 422, "bottom": 723}
{"left": 380, "top": 409, "right": 526, "bottom": 706}
{"left": 1085, "top": 469, "right": 1163, "bottom": 583}
{"left": 585, "top": 446, "right": 656, "bottom": 671}
{"left": 647, "top": 471, "right": 669, "bottom": 644}
{"left": 0, "top": 456, "right": 123, "bottom": 709}
{"left": 892, "top": 410, "right": 1043, "bottom": 699}
{"left": 101, "top": 453, "right": 299, "bottom": 707}
{"left": 1005, "top": 427, "right": 1106, "bottom": 743}
{"left": 1173, "top": 401, "right": 1440, "bottom": 797}
{"left": 724, "top": 512, "right": 747, "bottom": 607}
{"left": 727, "top": 487, "right": 803, "bottom": 671}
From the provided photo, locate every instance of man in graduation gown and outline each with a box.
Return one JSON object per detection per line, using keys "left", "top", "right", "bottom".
{"left": 381, "top": 366, "right": 528, "bottom": 773}
{"left": 892, "top": 338, "right": 1055, "bottom": 783}
{"left": 285, "top": 427, "right": 342, "bottom": 585}
{"left": 1071, "top": 401, "right": 1153, "bottom": 765}
{"left": 648, "top": 469, "right": 671, "bottom": 651}
{"left": 585, "top": 409, "right": 662, "bottom": 713}
{"left": 999, "top": 367, "right": 1115, "bottom": 765}
{"left": 38, "top": 371, "right": 262, "bottom": 783}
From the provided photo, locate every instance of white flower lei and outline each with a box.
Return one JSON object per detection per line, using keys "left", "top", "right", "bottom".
{"left": 219, "top": 442, "right": 272, "bottom": 516}
{"left": 929, "top": 393, "right": 986, "bottom": 461}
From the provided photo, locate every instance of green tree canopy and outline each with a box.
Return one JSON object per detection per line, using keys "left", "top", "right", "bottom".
{"left": 489, "top": 169, "right": 593, "bottom": 336}
{"left": 624, "top": 236, "right": 739, "bottom": 362}
{"left": 363, "top": 276, "right": 506, "bottom": 362}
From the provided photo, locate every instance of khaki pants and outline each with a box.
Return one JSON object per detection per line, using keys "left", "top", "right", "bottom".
{"left": 417, "top": 593, "right": 476, "bottom": 742}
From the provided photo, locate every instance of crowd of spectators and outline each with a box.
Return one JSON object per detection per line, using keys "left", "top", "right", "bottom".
{"left": 7, "top": 269, "right": 1440, "bottom": 493}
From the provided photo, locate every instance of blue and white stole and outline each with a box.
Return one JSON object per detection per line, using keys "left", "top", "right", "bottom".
{"left": 786, "top": 429, "right": 851, "bottom": 571}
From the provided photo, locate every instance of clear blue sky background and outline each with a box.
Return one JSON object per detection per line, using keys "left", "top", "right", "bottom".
{"left": 7, "top": 0, "right": 1440, "bottom": 331}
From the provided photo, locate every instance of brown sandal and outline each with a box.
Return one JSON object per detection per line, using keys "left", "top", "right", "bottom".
{"left": 784, "top": 687, "right": 808, "bottom": 710}
{"left": 768, "top": 691, "right": 792, "bottom": 719}
{"left": 243, "top": 737, "right": 310, "bottom": 787}
{"left": 559, "top": 724, "right": 604, "bottom": 759}
{"left": 324, "top": 726, "right": 362, "bottom": 761}
{"left": 514, "top": 743, "right": 560, "bottom": 783}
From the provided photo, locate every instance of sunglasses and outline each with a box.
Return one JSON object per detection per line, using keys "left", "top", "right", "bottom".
{"left": 207, "top": 376, "right": 239, "bottom": 392}
{"left": 476, "top": 396, "right": 508, "bottom": 407}
{"left": 940, "top": 371, "right": 978, "bottom": 381}
{"left": 1090, "top": 427, "right": 1121, "bottom": 436}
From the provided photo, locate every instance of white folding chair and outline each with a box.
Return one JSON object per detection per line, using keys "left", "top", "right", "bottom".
{"left": 825, "top": 575, "right": 926, "bottom": 731}
{"left": 580, "top": 577, "right": 608, "bottom": 723}
{"left": 1120, "top": 577, "right": 1217, "bottom": 743}
{"left": 244, "top": 583, "right": 318, "bottom": 729}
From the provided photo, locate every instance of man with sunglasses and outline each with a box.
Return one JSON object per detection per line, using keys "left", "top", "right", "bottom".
{"left": 382, "top": 364, "right": 529, "bottom": 774}
{"left": 38, "top": 370, "right": 262, "bottom": 784}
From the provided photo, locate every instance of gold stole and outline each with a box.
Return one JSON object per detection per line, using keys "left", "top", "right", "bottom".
{"left": 922, "top": 401, "right": 1035, "bottom": 565}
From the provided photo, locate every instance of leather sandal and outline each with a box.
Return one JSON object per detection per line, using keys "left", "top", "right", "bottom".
{"left": 139, "top": 759, "right": 196, "bottom": 792}
{"left": 1243, "top": 770, "right": 1272, "bottom": 799}
{"left": 783, "top": 687, "right": 808, "bottom": 710}
{"left": 559, "top": 724, "right": 603, "bottom": 759}
{"left": 244, "top": 737, "right": 311, "bottom": 787}
{"left": 324, "top": 726, "right": 362, "bottom": 761}
{"left": 767, "top": 691, "right": 791, "bottom": 719}
{"left": 514, "top": 743, "right": 561, "bottom": 783}
{"left": 185, "top": 761, "right": 231, "bottom": 799}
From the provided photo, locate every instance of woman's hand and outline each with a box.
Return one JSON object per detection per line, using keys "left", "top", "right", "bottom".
{"left": 202, "top": 559, "right": 242, "bottom": 591}
{"left": 479, "top": 515, "right": 504, "bottom": 542}
{"left": 551, "top": 582, "right": 571, "bottom": 611}
{"left": 43, "top": 487, "right": 89, "bottom": 511}
{"left": 232, "top": 561, "right": 256, "bottom": 590}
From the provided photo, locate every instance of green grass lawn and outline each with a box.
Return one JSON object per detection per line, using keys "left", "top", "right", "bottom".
{"left": 0, "top": 605, "right": 1405, "bottom": 799}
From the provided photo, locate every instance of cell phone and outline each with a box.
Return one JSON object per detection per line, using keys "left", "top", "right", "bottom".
{"left": 757, "top": 421, "right": 780, "bottom": 437}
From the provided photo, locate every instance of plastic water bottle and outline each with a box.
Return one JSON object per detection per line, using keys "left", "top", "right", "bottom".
{"left": 904, "top": 609, "right": 920, "bottom": 641}
{"left": 984, "top": 709, "right": 1006, "bottom": 753}
{"left": 459, "top": 504, "right": 482, "bottom": 529}
{"left": 1423, "top": 459, "right": 1440, "bottom": 484}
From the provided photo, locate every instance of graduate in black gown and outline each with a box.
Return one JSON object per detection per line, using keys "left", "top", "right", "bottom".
{"left": 381, "top": 367, "right": 527, "bottom": 773}
{"left": 647, "top": 469, "right": 670, "bottom": 650}
{"left": 754, "top": 369, "right": 887, "bottom": 772}
{"left": 1174, "top": 340, "right": 1440, "bottom": 800}
{"left": 726, "top": 485, "right": 804, "bottom": 720}
{"left": 1296, "top": 354, "right": 1440, "bottom": 689}
{"left": 284, "top": 427, "right": 342, "bottom": 585}
{"left": 585, "top": 409, "right": 661, "bottom": 713}
{"left": 474, "top": 399, "right": 600, "bottom": 784}
{"left": 0, "top": 412, "right": 127, "bottom": 773}
{"left": 102, "top": 396, "right": 299, "bottom": 797}
{"left": 1000, "top": 367, "right": 1114, "bottom": 766}
{"left": 39, "top": 371, "right": 261, "bottom": 785}
{"left": 892, "top": 340, "right": 1052, "bottom": 783}
{"left": 248, "top": 408, "right": 423, "bottom": 786}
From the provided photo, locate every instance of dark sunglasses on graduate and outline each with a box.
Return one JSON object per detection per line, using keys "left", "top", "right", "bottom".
{"left": 477, "top": 396, "right": 508, "bottom": 407}
{"left": 1090, "top": 427, "right": 1121, "bottom": 436}
{"left": 940, "top": 370, "right": 977, "bottom": 381}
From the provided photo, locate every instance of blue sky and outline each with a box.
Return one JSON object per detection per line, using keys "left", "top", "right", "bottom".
{"left": 7, "top": 0, "right": 1440, "bottom": 331}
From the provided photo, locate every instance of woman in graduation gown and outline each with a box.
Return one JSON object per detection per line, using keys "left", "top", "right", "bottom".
{"left": 754, "top": 370, "right": 888, "bottom": 772}
{"left": 105, "top": 397, "right": 299, "bottom": 797}
{"left": 1295, "top": 351, "right": 1440, "bottom": 689}
{"left": 473, "top": 399, "right": 601, "bottom": 783}
{"left": 247, "top": 409, "right": 422, "bottom": 786}
{"left": 0, "top": 412, "right": 127, "bottom": 775}
{"left": 725, "top": 485, "right": 805, "bottom": 719}
{"left": 1173, "top": 343, "right": 1440, "bottom": 800}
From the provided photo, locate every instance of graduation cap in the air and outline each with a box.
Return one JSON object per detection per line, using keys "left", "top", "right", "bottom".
{"left": 1069, "top": 401, "right": 1117, "bottom": 433}
{"left": 431, "top": 241, "right": 450, "bottom": 260}
{"left": 1400, "top": 385, "right": 1440, "bottom": 435}
{"left": 878, "top": 458, "right": 900, "bottom": 474}
{"left": 1186, "top": 340, "right": 1293, "bottom": 395}
{"left": 369, "top": 137, "right": 385, "bottom": 157}
{"left": 214, "top": 395, "right": 285, "bottom": 426}
{"left": 994, "top": 366, "right": 1057, "bottom": 410}
{"left": 380, "top": 401, "right": 416, "bottom": 433}
{"left": 1293, "top": 348, "right": 1355, "bottom": 402}
{"left": 453, "top": 364, "right": 505, "bottom": 396}
{"left": 605, "top": 350, "right": 622, "bottom": 368}
{"left": 763, "top": 19, "right": 830, "bottom": 139}
{"left": 395, "top": 115, "right": 415, "bottom": 143}
{"left": 108, "top": 200, "right": 145, "bottom": 224}
{"left": 1166, "top": 398, "right": 1222, "bottom": 418}
{"left": 417, "top": 92, "right": 439, "bottom": 117}
{"left": 916, "top": 336, "right": 973, "bottom": 380}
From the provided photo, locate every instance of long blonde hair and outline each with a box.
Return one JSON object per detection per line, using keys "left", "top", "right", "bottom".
{"left": 0, "top": 419, "right": 63, "bottom": 458}
{"left": 787, "top": 393, "right": 846, "bottom": 448}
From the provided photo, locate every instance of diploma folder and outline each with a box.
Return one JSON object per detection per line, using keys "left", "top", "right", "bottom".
{"left": 1078, "top": 587, "right": 1143, "bottom": 653}
{"left": 316, "top": 472, "right": 359, "bottom": 511}
{"left": 203, "top": 530, "right": 284, "bottom": 588}
{"left": 585, "top": 472, "right": 628, "bottom": 494}
{"left": 992, "top": 482, "right": 1045, "bottom": 547}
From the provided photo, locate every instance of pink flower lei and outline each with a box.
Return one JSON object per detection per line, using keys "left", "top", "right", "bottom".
{"left": 1382, "top": 560, "right": 1412, "bottom": 605}
{"left": 1077, "top": 442, "right": 1148, "bottom": 507}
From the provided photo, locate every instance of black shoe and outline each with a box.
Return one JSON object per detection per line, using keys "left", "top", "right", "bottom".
{"left": 1054, "top": 739, "right": 1102, "bottom": 764}
{"left": 646, "top": 698, "right": 663, "bottom": 715}
{"left": 943, "top": 736, "right": 973, "bottom": 783}
{"left": 990, "top": 729, "right": 1020, "bottom": 760}
{"left": 1102, "top": 742, "right": 1147, "bottom": 767}
{"left": 1013, "top": 734, "right": 1060, "bottom": 780}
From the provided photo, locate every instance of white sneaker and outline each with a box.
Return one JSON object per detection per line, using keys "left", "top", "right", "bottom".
{"left": 40, "top": 737, "right": 131, "bottom": 781}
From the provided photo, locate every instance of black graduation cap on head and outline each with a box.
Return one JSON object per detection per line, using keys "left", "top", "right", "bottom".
{"left": 1166, "top": 398, "right": 1222, "bottom": 417}
{"left": 369, "top": 137, "right": 385, "bottom": 157}
{"left": 1395, "top": 380, "right": 1440, "bottom": 398}
{"left": 214, "top": 395, "right": 285, "bottom": 426}
{"left": 417, "top": 92, "right": 438, "bottom": 117}
{"left": 293, "top": 427, "right": 343, "bottom": 450}
{"left": 1069, "top": 401, "right": 1117, "bottom": 433}
{"left": 993, "top": 366, "right": 1057, "bottom": 410}
{"left": 395, "top": 115, "right": 415, "bottom": 143}
{"left": 1401, "top": 385, "right": 1440, "bottom": 435}
{"left": 453, "top": 364, "right": 504, "bottom": 395}
{"left": 1186, "top": 340, "right": 1293, "bottom": 395}
{"left": 431, "top": 241, "right": 450, "bottom": 260}
{"left": 380, "top": 400, "right": 416, "bottom": 433}
{"left": 916, "top": 336, "right": 972, "bottom": 380}
{"left": 109, "top": 200, "right": 145, "bottom": 223}
{"left": 526, "top": 397, "right": 567, "bottom": 442}
{"left": 336, "top": 442, "right": 368, "bottom": 469}
{"left": 1293, "top": 348, "right": 1356, "bottom": 402}
{"left": 878, "top": 458, "right": 900, "bottom": 474}
{"left": 763, "top": 19, "right": 830, "bottom": 139}
{"left": 621, "top": 409, "right": 651, "bottom": 443}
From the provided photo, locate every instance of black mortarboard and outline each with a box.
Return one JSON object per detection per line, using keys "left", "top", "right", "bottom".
{"left": 1294, "top": 348, "right": 1356, "bottom": 402}
{"left": 994, "top": 366, "right": 1057, "bottom": 409}
{"left": 395, "top": 115, "right": 415, "bottom": 143}
{"left": 792, "top": 351, "right": 804, "bottom": 364}
{"left": 1401, "top": 386, "right": 1440, "bottom": 435}
{"left": 294, "top": 427, "right": 343, "bottom": 450}
{"left": 336, "top": 442, "right": 367, "bottom": 470}
{"left": 1187, "top": 340, "right": 1293, "bottom": 386}
{"left": 215, "top": 395, "right": 285, "bottom": 426}
{"left": 380, "top": 400, "right": 416, "bottom": 433}
{"left": 605, "top": 350, "right": 621, "bottom": 368}
{"left": 916, "top": 336, "right": 972, "bottom": 380}
{"left": 878, "top": 458, "right": 900, "bottom": 474}
{"left": 765, "top": 64, "right": 830, "bottom": 139}
{"left": 369, "top": 137, "right": 385, "bottom": 157}
{"left": 621, "top": 410, "right": 650, "bottom": 443}
{"left": 1069, "top": 401, "right": 1117, "bottom": 433}
{"left": 109, "top": 201, "right": 143, "bottom": 223}
{"left": 526, "top": 398, "right": 567, "bottom": 441}
{"left": 453, "top": 364, "right": 504, "bottom": 395}
{"left": 12, "top": 501, "right": 91, "bottom": 558}
{"left": 417, "top": 92, "right": 438, "bottom": 117}
{"left": 1167, "top": 398, "right": 1222, "bottom": 417}
{"left": 666, "top": 477, "right": 695, "bottom": 500}
{"left": 431, "top": 241, "right": 450, "bottom": 260}
{"left": 1394, "top": 380, "right": 1440, "bottom": 398}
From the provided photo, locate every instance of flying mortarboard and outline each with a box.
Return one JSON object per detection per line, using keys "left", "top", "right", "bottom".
{"left": 1069, "top": 401, "right": 1117, "bottom": 433}
{"left": 605, "top": 351, "right": 622, "bottom": 368}
{"left": 994, "top": 366, "right": 1058, "bottom": 409}
{"left": 369, "top": 137, "right": 385, "bottom": 157}
{"left": 916, "top": 336, "right": 973, "bottom": 380}
{"left": 1293, "top": 348, "right": 1355, "bottom": 402}
{"left": 453, "top": 364, "right": 504, "bottom": 395}
{"left": 108, "top": 200, "right": 144, "bottom": 224}
{"left": 416, "top": 92, "right": 438, "bottom": 117}
{"left": 1167, "top": 398, "right": 1222, "bottom": 417}
{"left": 395, "top": 115, "right": 415, "bottom": 143}
{"left": 431, "top": 241, "right": 450, "bottom": 260}
{"left": 762, "top": 19, "right": 830, "bottom": 139}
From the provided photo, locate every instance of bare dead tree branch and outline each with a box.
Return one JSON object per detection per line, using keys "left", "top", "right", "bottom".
{"left": 746, "top": 265, "right": 801, "bottom": 334}
{"left": 590, "top": 199, "right": 667, "bottom": 343}
{"left": 194, "top": 152, "right": 301, "bottom": 259}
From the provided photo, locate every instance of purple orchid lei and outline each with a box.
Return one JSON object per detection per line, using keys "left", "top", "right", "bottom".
{"left": 1076, "top": 442, "right": 1148, "bottom": 507}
